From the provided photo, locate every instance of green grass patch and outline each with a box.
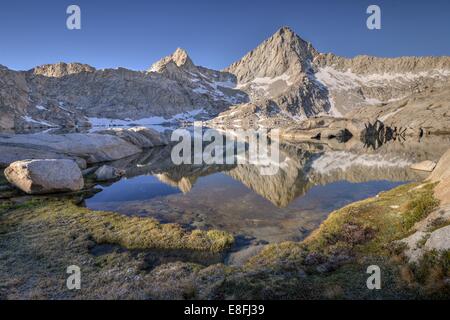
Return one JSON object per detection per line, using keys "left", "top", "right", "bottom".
{"left": 402, "top": 185, "right": 440, "bottom": 230}
{"left": 0, "top": 197, "right": 234, "bottom": 253}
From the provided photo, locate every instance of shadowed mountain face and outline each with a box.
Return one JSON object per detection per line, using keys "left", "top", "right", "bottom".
{"left": 1, "top": 27, "right": 449, "bottom": 130}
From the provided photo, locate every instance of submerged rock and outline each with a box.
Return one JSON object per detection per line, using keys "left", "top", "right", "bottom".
{"left": 4, "top": 159, "right": 84, "bottom": 194}
{"left": 95, "top": 165, "right": 125, "bottom": 181}
{"left": 225, "top": 245, "right": 266, "bottom": 266}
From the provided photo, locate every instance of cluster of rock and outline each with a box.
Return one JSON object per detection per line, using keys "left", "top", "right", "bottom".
{"left": 399, "top": 149, "right": 450, "bottom": 262}
{"left": 207, "top": 99, "right": 295, "bottom": 130}
{"left": 274, "top": 117, "right": 363, "bottom": 143}
{"left": 349, "top": 85, "right": 450, "bottom": 136}
{"left": 1, "top": 127, "right": 168, "bottom": 194}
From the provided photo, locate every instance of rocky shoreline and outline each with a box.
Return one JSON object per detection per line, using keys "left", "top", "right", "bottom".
{"left": 0, "top": 126, "right": 169, "bottom": 193}
{"left": 0, "top": 127, "right": 449, "bottom": 298}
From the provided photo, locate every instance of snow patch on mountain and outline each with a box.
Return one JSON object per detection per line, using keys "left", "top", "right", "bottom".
{"left": 35, "top": 105, "right": 48, "bottom": 111}
{"left": 88, "top": 108, "right": 206, "bottom": 127}
{"left": 22, "top": 116, "right": 57, "bottom": 127}
{"left": 237, "top": 73, "right": 293, "bottom": 93}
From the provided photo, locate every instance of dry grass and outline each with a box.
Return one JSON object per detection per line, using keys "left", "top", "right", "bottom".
{"left": 0, "top": 196, "right": 234, "bottom": 299}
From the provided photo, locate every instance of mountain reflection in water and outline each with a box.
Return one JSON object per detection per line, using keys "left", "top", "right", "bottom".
{"left": 84, "top": 132, "right": 449, "bottom": 243}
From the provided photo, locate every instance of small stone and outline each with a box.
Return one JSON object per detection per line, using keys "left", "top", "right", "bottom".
{"left": 95, "top": 165, "right": 125, "bottom": 181}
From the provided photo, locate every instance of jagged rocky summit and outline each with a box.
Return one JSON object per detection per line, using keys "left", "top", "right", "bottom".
{"left": 1, "top": 26, "right": 449, "bottom": 131}
{"left": 214, "top": 26, "right": 450, "bottom": 134}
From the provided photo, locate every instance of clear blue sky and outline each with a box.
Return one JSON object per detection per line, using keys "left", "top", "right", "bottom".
{"left": 1, "top": 0, "right": 449, "bottom": 71}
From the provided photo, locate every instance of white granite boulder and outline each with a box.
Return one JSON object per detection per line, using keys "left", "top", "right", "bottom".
{"left": 4, "top": 159, "right": 84, "bottom": 194}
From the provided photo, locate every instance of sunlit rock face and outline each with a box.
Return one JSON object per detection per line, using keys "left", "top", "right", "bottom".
{"left": 2, "top": 27, "right": 449, "bottom": 131}
{"left": 428, "top": 148, "right": 450, "bottom": 205}
{"left": 348, "top": 85, "right": 450, "bottom": 135}
{"left": 215, "top": 27, "right": 450, "bottom": 128}
{"left": 0, "top": 53, "right": 248, "bottom": 130}
{"left": 225, "top": 27, "right": 331, "bottom": 118}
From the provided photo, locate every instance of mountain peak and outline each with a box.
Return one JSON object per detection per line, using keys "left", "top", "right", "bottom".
{"left": 276, "top": 26, "right": 295, "bottom": 36}
{"left": 171, "top": 48, "right": 193, "bottom": 67}
{"left": 32, "top": 62, "right": 95, "bottom": 77}
{"left": 149, "top": 48, "right": 195, "bottom": 73}
{"left": 225, "top": 26, "right": 318, "bottom": 83}
{"left": 269, "top": 26, "right": 311, "bottom": 47}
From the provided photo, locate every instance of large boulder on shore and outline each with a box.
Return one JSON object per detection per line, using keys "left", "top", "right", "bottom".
{"left": 97, "top": 127, "right": 169, "bottom": 148}
{"left": 4, "top": 159, "right": 84, "bottom": 194}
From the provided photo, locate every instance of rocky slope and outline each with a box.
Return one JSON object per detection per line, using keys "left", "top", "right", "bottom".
{"left": 0, "top": 50, "right": 247, "bottom": 130}
{"left": 0, "top": 126, "right": 170, "bottom": 169}
{"left": 1, "top": 27, "right": 449, "bottom": 131}
{"left": 214, "top": 27, "right": 450, "bottom": 128}
{"left": 348, "top": 85, "right": 450, "bottom": 135}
